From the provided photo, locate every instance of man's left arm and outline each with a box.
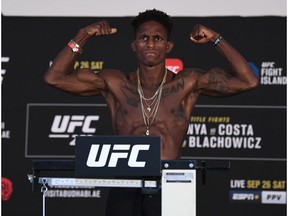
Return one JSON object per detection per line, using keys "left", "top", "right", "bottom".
{"left": 190, "top": 24, "right": 259, "bottom": 96}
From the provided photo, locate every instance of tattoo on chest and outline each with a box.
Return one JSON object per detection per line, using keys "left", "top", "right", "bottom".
{"left": 173, "top": 107, "right": 189, "bottom": 124}
{"left": 162, "top": 77, "right": 185, "bottom": 97}
{"left": 120, "top": 77, "right": 185, "bottom": 108}
{"left": 121, "top": 82, "right": 139, "bottom": 107}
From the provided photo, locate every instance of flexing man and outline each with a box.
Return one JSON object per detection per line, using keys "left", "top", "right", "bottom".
{"left": 44, "top": 9, "right": 258, "bottom": 215}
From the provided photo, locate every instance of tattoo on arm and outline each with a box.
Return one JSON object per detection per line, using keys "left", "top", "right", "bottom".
{"left": 208, "top": 68, "right": 230, "bottom": 93}
{"left": 174, "top": 67, "right": 232, "bottom": 96}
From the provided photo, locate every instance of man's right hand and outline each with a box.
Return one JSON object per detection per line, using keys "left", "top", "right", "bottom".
{"left": 84, "top": 20, "right": 117, "bottom": 37}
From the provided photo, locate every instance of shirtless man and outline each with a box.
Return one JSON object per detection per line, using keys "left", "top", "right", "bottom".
{"left": 44, "top": 9, "right": 258, "bottom": 215}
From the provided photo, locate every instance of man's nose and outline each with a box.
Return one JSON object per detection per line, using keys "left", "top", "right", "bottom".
{"left": 147, "top": 37, "right": 156, "bottom": 47}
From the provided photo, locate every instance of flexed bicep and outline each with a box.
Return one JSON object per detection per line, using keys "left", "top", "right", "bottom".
{"left": 49, "top": 68, "right": 107, "bottom": 96}
{"left": 44, "top": 20, "right": 118, "bottom": 97}
{"left": 197, "top": 67, "right": 249, "bottom": 97}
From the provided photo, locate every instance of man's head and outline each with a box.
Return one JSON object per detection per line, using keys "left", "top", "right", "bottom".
{"left": 131, "top": 9, "right": 173, "bottom": 39}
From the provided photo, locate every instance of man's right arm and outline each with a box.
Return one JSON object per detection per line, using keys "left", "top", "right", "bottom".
{"left": 44, "top": 21, "right": 117, "bottom": 96}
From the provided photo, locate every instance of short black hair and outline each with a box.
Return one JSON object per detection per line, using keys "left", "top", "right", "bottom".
{"left": 131, "top": 9, "right": 173, "bottom": 38}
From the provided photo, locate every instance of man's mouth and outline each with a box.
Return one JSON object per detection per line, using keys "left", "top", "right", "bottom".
{"left": 144, "top": 51, "right": 157, "bottom": 56}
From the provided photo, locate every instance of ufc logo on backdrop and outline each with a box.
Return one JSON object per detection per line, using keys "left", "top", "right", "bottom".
{"left": 51, "top": 115, "right": 99, "bottom": 133}
{"left": 86, "top": 144, "right": 150, "bottom": 167}
{"left": 49, "top": 115, "right": 100, "bottom": 146}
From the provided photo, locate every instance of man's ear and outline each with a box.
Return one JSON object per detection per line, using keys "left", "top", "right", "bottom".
{"left": 131, "top": 40, "right": 136, "bottom": 52}
{"left": 166, "top": 41, "right": 174, "bottom": 53}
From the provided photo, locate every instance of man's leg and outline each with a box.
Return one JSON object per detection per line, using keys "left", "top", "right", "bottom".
{"left": 105, "top": 188, "right": 142, "bottom": 216}
{"left": 142, "top": 192, "right": 161, "bottom": 216}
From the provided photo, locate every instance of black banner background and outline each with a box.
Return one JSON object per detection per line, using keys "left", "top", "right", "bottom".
{"left": 1, "top": 15, "right": 286, "bottom": 216}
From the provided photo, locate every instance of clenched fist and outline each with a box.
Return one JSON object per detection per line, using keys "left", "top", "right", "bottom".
{"left": 190, "top": 24, "right": 220, "bottom": 44}
{"left": 84, "top": 20, "right": 117, "bottom": 37}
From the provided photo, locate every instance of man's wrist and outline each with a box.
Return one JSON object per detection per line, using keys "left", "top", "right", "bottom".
{"left": 67, "top": 29, "right": 91, "bottom": 54}
{"left": 68, "top": 39, "right": 82, "bottom": 54}
{"left": 72, "top": 29, "right": 91, "bottom": 46}
{"left": 212, "top": 35, "right": 223, "bottom": 47}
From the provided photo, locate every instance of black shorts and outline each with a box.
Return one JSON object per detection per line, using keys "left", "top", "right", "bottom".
{"left": 105, "top": 188, "right": 161, "bottom": 216}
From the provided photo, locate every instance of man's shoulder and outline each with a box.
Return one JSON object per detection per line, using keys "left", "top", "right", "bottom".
{"left": 176, "top": 68, "right": 206, "bottom": 78}
{"left": 99, "top": 69, "right": 128, "bottom": 79}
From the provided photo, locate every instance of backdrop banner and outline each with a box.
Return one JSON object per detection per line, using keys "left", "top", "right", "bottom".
{"left": 1, "top": 15, "right": 286, "bottom": 216}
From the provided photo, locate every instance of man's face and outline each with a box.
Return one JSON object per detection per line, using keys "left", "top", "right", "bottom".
{"left": 131, "top": 21, "right": 173, "bottom": 67}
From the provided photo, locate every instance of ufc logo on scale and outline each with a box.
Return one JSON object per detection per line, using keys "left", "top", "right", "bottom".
{"left": 75, "top": 136, "right": 161, "bottom": 176}
{"left": 86, "top": 144, "right": 150, "bottom": 167}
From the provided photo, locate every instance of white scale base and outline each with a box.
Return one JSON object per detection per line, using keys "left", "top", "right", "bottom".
{"left": 162, "top": 169, "right": 196, "bottom": 216}
{"left": 38, "top": 169, "right": 196, "bottom": 216}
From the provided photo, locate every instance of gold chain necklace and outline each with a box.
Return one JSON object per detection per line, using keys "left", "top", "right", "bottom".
{"left": 137, "top": 68, "right": 167, "bottom": 135}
